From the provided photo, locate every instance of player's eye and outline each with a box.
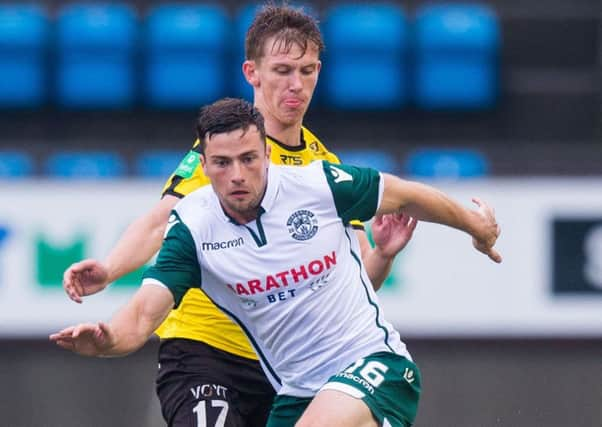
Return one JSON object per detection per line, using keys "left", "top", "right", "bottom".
{"left": 214, "top": 159, "right": 229, "bottom": 167}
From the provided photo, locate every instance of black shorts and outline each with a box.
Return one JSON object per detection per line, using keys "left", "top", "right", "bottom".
{"left": 156, "top": 338, "right": 275, "bottom": 427}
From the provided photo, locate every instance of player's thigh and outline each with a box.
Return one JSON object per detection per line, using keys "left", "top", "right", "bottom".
{"left": 296, "top": 389, "right": 376, "bottom": 427}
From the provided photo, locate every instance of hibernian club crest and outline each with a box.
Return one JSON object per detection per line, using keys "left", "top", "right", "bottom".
{"left": 287, "top": 210, "right": 318, "bottom": 241}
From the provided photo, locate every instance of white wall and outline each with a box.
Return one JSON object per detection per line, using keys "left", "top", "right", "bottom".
{"left": 1, "top": 178, "right": 601, "bottom": 336}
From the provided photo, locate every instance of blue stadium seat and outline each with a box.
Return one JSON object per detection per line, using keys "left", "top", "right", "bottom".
{"left": 0, "top": 151, "right": 34, "bottom": 178}
{"left": 415, "top": 4, "right": 500, "bottom": 109}
{"left": 56, "top": 3, "right": 137, "bottom": 108}
{"left": 0, "top": 5, "right": 47, "bottom": 107}
{"left": 337, "top": 149, "right": 398, "bottom": 173}
{"left": 45, "top": 151, "right": 126, "bottom": 179}
{"left": 145, "top": 4, "right": 229, "bottom": 108}
{"left": 232, "top": 3, "right": 262, "bottom": 101}
{"left": 323, "top": 3, "right": 408, "bottom": 109}
{"left": 134, "top": 150, "right": 183, "bottom": 178}
{"left": 404, "top": 148, "right": 489, "bottom": 178}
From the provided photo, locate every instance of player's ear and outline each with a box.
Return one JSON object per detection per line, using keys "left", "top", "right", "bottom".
{"left": 265, "top": 142, "right": 271, "bottom": 159}
{"left": 243, "top": 60, "right": 259, "bottom": 87}
{"left": 200, "top": 153, "right": 207, "bottom": 172}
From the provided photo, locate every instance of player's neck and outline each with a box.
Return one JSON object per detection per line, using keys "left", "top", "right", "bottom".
{"left": 226, "top": 208, "right": 258, "bottom": 225}
{"left": 264, "top": 121, "right": 303, "bottom": 148}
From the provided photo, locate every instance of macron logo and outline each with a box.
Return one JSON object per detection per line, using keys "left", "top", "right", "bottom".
{"left": 330, "top": 166, "right": 353, "bottom": 183}
{"left": 202, "top": 237, "right": 244, "bottom": 251}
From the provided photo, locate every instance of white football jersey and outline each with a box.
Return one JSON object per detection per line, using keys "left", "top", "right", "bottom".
{"left": 143, "top": 160, "right": 411, "bottom": 397}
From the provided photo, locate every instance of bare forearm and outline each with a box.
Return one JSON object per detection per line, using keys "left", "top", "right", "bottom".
{"left": 377, "top": 174, "right": 501, "bottom": 263}
{"left": 103, "top": 216, "right": 164, "bottom": 283}
{"left": 102, "top": 307, "right": 152, "bottom": 356}
{"left": 102, "top": 285, "right": 173, "bottom": 356}
{"left": 104, "top": 196, "right": 178, "bottom": 284}
{"left": 362, "top": 248, "right": 393, "bottom": 291}
{"left": 379, "top": 175, "right": 476, "bottom": 235}
{"left": 356, "top": 230, "right": 393, "bottom": 291}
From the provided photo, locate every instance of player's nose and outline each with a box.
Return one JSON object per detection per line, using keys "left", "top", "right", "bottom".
{"left": 288, "top": 71, "right": 303, "bottom": 91}
{"left": 230, "top": 161, "right": 244, "bottom": 182}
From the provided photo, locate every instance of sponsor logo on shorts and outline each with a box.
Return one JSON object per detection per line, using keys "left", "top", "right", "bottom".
{"left": 403, "top": 367, "right": 415, "bottom": 384}
{"left": 336, "top": 372, "right": 375, "bottom": 395}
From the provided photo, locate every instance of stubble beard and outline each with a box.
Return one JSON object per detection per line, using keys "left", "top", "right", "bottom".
{"left": 225, "top": 196, "right": 261, "bottom": 222}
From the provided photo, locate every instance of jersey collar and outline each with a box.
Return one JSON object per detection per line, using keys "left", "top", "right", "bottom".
{"left": 266, "top": 128, "right": 307, "bottom": 153}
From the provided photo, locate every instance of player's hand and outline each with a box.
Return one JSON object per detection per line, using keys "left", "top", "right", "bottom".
{"left": 63, "top": 259, "right": 110, "bottom": 303}
{"left": 372, "top": 213, "right": 418, "bottom": 259}
{"left": 470, "top": 197, "right": 502, "bottom": 263}
{"left": 49, "top": 322, "right": 115, "bottom": 357}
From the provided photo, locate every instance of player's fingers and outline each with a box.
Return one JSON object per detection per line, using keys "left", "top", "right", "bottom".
{"left": 62, "top": 267, "right": 73, "bottom": 287}
{"left": 472, "top": 197, "right": 498, "bottom": 225}
{"left": 49, "top": 328, "right": 76, "bottom": 342}
{"left": 68, "top": 286, "right": 83, "bottom": 303}
{"left": 71, "top": 276, "right": 85, "bottom": 300}
{"left": 66, "top": 283, "right": 83, "bottom": 303}
{"left": 391, "top": 212, "right": 404, "bottom": 224}
{"left": 63, "top": 267, "right": 85, "bottom": 303}
{"left": 70, "top": 292, "right": 83, "bottom": 304}
{"left": 408, "top": 217, "right": 418, "bottom": 231}
{"left": 401, "top": 213, "right": 413, "bottom": 226}
{"left": 58, "top": 326, "right": 76, "bottom": 336}
{"left": 97, "top": 322, "right": 111, "bottom": 339}
{"left": 487, "top": 248, "right": 503, "bottom": 263}
{"left": 70, "top": 259, "right": 95, "bottom": 272}
{"left": 373, "top": 215, "right": 383, "bottom": 226}
{"left": 54, "top": 339, "right": 75, "bottom": 351}
{"left": 73, "top": 324, "right": 89, "bottom": 339}
{"left": 49, "top": 332, "right": 64, "bottom": 342}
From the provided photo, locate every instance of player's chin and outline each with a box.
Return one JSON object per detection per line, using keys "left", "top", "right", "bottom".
{"left": 278, "top": 108, "right": 305, "bottom": 123}
{"left": 227, "top": 199, "right": 250, "bottom": 212}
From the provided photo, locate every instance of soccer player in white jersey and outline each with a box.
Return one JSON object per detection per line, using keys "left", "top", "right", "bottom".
{"left": 51, "top": 99, "right": 502, "bottom": 427}
{"left": 61, "top": 6, "right": 415, "bottom": 426}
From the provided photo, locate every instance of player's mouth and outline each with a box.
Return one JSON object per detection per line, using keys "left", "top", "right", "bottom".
{"left": 283, "top": 98, "right": 303, "bottom": 108}
{"left": 230, "top": 190, "right": 249, "bottom": 199}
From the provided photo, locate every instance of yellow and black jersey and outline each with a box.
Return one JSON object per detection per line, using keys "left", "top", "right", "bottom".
{"left": 163, "top": 127, "right": 341, "bottom": 197}
{"left": 156, "top": 126, "right": 363, "bottom": 359}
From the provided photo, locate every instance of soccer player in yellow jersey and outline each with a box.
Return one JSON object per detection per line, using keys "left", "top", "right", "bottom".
{"left": 62, "top": 5, "right": 417, "bottom": 427}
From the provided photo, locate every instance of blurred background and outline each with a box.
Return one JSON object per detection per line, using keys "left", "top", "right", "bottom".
{"left": 0, "top": 0, "right": 600, "bottom": 426}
